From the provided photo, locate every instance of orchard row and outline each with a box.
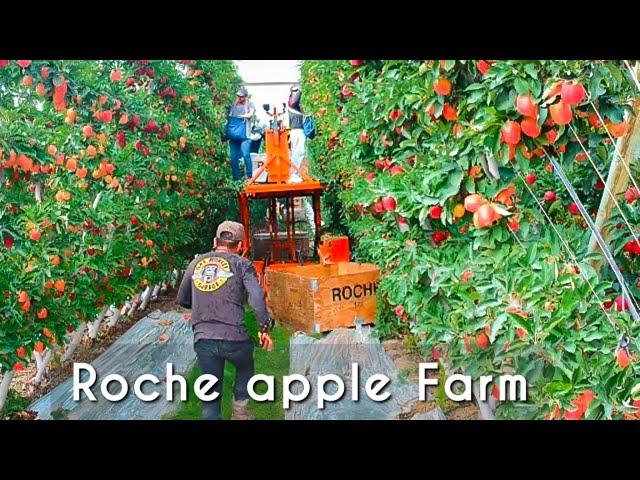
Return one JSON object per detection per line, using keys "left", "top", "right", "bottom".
{"left": 0, "top": 60, "right": 240, "bottom": 408}
{"left": 301, "top": 60, "right": 640, "bottom": 419}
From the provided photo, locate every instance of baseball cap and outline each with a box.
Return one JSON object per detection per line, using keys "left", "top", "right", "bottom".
{"left": 290, "top": 85, "right": 300, "bottom": 92}
{"left": 216, "top": 221, "right": 245, "bottom": 242}
{"left": 236, "top": 86, "right": 248, "bottom": 97}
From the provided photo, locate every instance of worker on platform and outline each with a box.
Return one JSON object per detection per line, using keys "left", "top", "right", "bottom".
{"left": 228, "top": 87, "right": 255, "bottom": 180}
{"left": 287, "top": 85, "right": 317, "bottom": 237}
{"left": 176, "top": 221, "right": 274, "bottom": 420}
{"left": 287, "top": 85, "right": 308, "bottom": 183}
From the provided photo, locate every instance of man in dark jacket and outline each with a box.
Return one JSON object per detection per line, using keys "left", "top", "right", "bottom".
{"left": 177, "top": 220, "right": 273, "bottom": 420}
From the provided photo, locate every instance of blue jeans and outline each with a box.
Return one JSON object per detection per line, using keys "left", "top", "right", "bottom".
{"left": 194, "top": 339, "right": 255, "bottom": 420}
{"left": 229, "top": 139, "right": 253, "bottom": 180}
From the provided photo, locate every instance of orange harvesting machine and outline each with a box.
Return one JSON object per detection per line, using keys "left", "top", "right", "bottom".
{"left": 236, "top": 105, "right": 378, "bottom": 332}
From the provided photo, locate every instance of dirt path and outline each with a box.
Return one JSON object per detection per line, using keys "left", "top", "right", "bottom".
{"left": 382, "top": 339, "right": 480, "bottom": 420}
{"left": 6, "top": 290, "right": 479, "bottom": 420}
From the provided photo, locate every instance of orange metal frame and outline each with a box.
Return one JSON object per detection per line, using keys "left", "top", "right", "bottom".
{"left": 238, "top": 128, "right": 325, "bottom": 277}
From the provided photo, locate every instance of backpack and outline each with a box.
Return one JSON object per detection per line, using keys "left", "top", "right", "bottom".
{"left": 303, "top": 115, "right": 316, "bottom": 139}
{"left": 288, "top": 105, "right": 316, "bottom": 139}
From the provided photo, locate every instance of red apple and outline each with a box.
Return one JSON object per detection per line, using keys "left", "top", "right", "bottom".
{"left": 568, "top": 203, "right": 580, "bottom": 215}
{"left": 516, "top": 94, "right": 538, "bottom": 118}
{"left": 549, "top": 100, "right": 572, "bottom": 125}
{"left": 525, "top": 173, "right": 536, "bottom": 185}
{"left": 614, "top": 295, "right": 629, "bottom": 312}
{"left": 521, "top": 117, "right": 541, "bottom": 138}
{"left": 477, "top": 60, "right": 490, "bottom": 75}
{"left": 625, "top": 187, "right": 639, "bottom": 203}
{"left": 389, "top": 165, "right": 404, "bottom": 176}
{"left": 429, "top": 204, "right": 443, "bottom": 219}
{"left": 561, "top": 81, "right": 586, "bottom": 105}
{"left": 434, "top": 77, "right": 452, "bottom": 96}
{"left": 501, "top": 120, "right": 521, "bottom": 145}
{"left": 382, "top": 196, "right": 397, "bottom": 212}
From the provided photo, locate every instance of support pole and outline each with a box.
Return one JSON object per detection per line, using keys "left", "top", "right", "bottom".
{"left": 587, "top": 98, "right": 640, "bottom": 269}
{"left": 287, "top": 196, "right": 296, "bottom": 261}
{"left": 238, "top": 193, "right": 251, "bottom": 257}
{"left": 549, "top": 154, "right": 640, "bottom": 323}
{"left": 312, "top": 193, "right": 322, "bottom": 255}
{"left": 269, "top": 197, "right": 279, "bottom": 262}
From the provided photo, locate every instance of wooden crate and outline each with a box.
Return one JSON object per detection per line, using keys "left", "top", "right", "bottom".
{"left": 265, "top": 262, "right": 379, "bottom": 333}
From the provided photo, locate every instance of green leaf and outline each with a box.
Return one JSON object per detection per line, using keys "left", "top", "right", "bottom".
{"left": 547, "top": 381, "right": 573, "bottom": 395}
{"left": 524, "top": 63, "right": 539, "bottom": 80}
{"left": 464, "top": 175, "right": 476, "bottom": 193}
{"left": 514, "top": 78, "right": 530, "bottom": 95}
{"left": 495, "top": 89, "right": 515, "bottom": 111}
{"left": 530, "top": 78, "right": 542, "bottom": 98}
{"left": 583, "top": 332, "right": 606, "bottom": 342}
{"left": 489, "top": 314, "right": 507, "bottom": 343}
{"left": 606, "top": 63, "right": 623, "bottom": 85}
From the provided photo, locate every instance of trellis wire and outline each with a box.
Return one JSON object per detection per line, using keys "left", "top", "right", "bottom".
{"left": 515, "top": 170, "right": 618, "bottom": 330}
{"left": 567, "top": 123, "right": 640, "bottom": 250}
{"left": 623, "top": 60, "right": 640, "bottom": 94}
{"left": 543, "top": 152, "right": 640, "bottom": 323}
{"left": 588, "top": 99, "right": 640, "bottom": 196}
{"left": 507, "top": 224, "right": 526, "bottom": 250}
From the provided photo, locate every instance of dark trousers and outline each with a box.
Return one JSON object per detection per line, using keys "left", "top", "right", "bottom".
{"left": 229, "top": 139, "right": 253, "bottom": 180}
{"left": 250, "top": 138, "right": 262, "bottom": 153}
{"left": 194, "top": 339, "right": 255, "bottom": 420}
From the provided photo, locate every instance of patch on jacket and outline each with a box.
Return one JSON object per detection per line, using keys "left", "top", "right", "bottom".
{"left": 192, "top": 257, "right": 234, "bottom": 292}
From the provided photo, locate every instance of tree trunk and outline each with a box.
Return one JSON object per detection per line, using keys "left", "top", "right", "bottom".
{"left": 137, "top": 287, "right": 152, "bottom": 311}
{"left": 170, "top": 269, "right": 180, "bottom": 288}
{"left": 0, "top": 370, "right": 14, "bottom": 413}
{"left": 35, "top": 181, "right": 43, "bottom": 203}
{"left": 472, "top": 382, "right": 496, "bottom": 420}
{"left": 87, "top": 307, "right": 108, "bottom": 339}
{"left": 127, "top": 299, "right": 139, "bottom": 317}
{"left": 92, "top": 191, "right": 103, "bottom": 210}
{"left": 107, "top": 305, "right": 122, "bottom": 328}
{"left": 32, "top": 350, "right": 53, "bottom": 385}
{"left": 61, "top": 323, "right": 87, "bottom": 362}
{"left": 151, "top": 284, "right": 161, "bottom": 300}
